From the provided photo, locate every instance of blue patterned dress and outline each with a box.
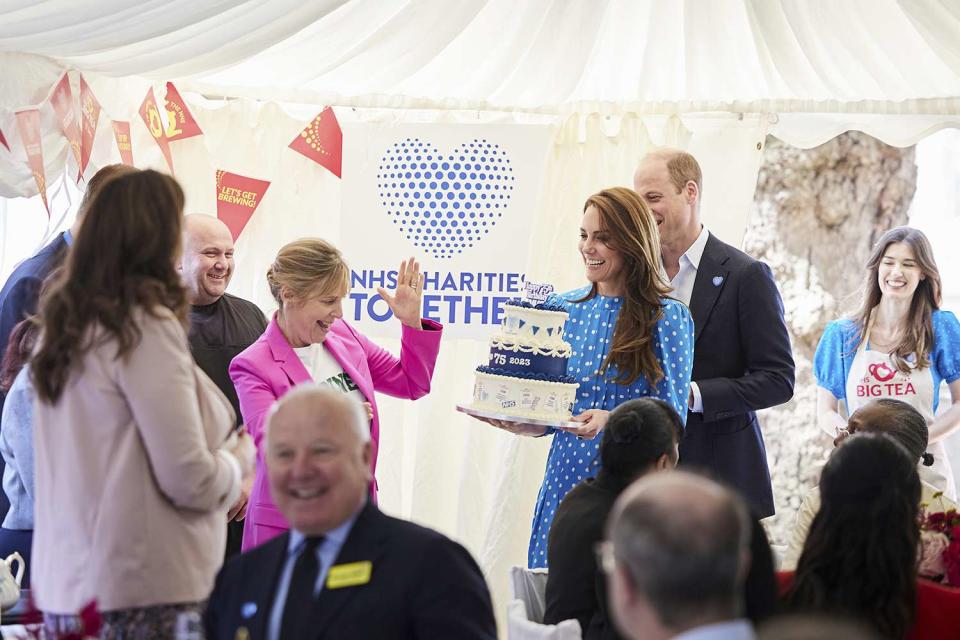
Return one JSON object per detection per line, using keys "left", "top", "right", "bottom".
{"left": 527, "top": 286, "right": 694, "bottom": 568}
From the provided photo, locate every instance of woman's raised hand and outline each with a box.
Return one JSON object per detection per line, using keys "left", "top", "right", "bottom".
{"left": 377, "top": 257, "right": 424, "bottom": 329}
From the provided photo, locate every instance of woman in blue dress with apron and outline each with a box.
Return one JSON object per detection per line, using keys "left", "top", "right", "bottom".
{"left": 814, "top": 227, "right": 960, "bottom": 500}
{"left": 487, "top": 187, "right": 694, "bottom": 568}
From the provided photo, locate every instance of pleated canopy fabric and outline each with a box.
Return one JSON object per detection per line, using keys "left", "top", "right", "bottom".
{"left": 1, "top": 3, "right": 959, "bottom": 629}
{"left": 1, "top": 0, "right": 959, "bottom": 113}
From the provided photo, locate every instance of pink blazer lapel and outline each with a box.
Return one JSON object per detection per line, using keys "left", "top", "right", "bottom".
{"left": 264, "top": 317, "right": 312, "bottom": 387}
{"left": 322, "top": 323, "right": 375, "bottom": 404}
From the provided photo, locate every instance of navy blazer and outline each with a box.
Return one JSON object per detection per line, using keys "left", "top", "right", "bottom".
{"left": 0, "top": 232, "right": 69, "bottom": 521}
{"left": 204, "top": 503, "right": 497, "bottom": 640}
{"left": 0, "top": 232, "right": 68, "bottom": 355}
{"left": 678, "top": 233, "right": 795, "bottom": 518}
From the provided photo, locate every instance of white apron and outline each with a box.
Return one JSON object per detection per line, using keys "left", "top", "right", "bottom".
{"left": 845, "top": 329, "right": 956, "bottom": 501}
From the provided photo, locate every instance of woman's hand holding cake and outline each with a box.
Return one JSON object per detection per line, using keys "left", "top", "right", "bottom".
{"left": 568, "top": 408, "right": 609, "bottom": 439}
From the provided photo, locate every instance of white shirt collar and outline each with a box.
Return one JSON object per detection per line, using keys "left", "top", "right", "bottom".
{"left": 672, "top": 619, "right": 755, "bottom": 640}
{"left": 287, "top": 501, "right": 365, "bottom": 556}
{"left": 679, "top": 225, "right": 710, "bottom": 271}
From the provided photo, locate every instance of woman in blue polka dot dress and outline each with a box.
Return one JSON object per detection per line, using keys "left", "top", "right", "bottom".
{"left": 495, "top": 187, "right": 694, "bottom": 568}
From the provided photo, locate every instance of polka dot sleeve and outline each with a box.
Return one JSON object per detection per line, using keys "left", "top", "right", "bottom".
{"left": 933, "top": 310, "right": 960, "bottom": 384}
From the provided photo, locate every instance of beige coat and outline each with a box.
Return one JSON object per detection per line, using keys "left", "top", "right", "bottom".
{"left": 32, "top": 308, "right": 241, "bottom": 613}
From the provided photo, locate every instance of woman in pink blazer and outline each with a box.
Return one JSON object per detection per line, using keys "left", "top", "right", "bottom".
{"left": 230, "top": 239, "right": 442, "bottom": 550}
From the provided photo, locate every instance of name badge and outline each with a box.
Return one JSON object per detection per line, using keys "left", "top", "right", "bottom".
{"left": 326, "top": 561, "right": 372, "bottom": 589}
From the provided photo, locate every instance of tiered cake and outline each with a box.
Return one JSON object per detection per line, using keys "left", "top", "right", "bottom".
{"left": 470, "top": 298, "right": 579, "bottom": 422}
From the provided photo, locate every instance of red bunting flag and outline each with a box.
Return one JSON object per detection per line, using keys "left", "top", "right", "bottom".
{"left": 289, "top": 107, "right": 342, "bottom": 178}
{"left": 0, "top": 127, "right": 9, "bottom": 151}
{"left": 164, "top": 82, "right": 202, "bottom": 141}
{"left": 138, "top": 87, "right": 173, "bottom": 172}
{"left": 78, "top": 75, "right": 101, "bottom": 178}
{"left": 216, "top": 170, "right": 270, "bottom": 241}
{"left": 15, "top": 109, "right": 49, "bottom": 215}
{"left": 49, "top": 73, "right": 82, "bottom": 173}
{"left": 111, "top": 121, "right": 134, "bottom": 165}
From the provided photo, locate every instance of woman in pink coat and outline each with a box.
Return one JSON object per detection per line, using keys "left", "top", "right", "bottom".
{"left": 230, "top": 238, "right": 442, "bottom": 550}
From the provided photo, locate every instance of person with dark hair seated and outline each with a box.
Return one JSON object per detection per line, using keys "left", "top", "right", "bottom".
{"left": 742, "top": 517, "right": 778, "bottom": 625}
{"left": 780, "top": 433, "right": 960, "bottom": 640}
{"left": 783, "top": 398, "right": 957, "bottom": 570}
{"left": 543, "top": 398, "right": 682, "bottom": 638}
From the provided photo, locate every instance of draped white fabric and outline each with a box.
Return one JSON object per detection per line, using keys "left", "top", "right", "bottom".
{"left": 0, "top": 1, "right": 958, "bottom": 633}
{"left": 2, "top": 0, "right": 960, "bottom": 151}
{"left": 0, "top": 94, "right": 768, "bottom": 631}
{"left": 3, "top": 0, "right": 960, "bottom": 107}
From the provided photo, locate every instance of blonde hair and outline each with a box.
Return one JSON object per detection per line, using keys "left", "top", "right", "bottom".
{"left": 267, "top": 238, "right": 350, "bottom": 307}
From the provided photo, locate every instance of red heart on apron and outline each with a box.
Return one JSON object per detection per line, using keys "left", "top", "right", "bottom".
{"left": 869, "top": 362, "right": 897, "bottom": 382}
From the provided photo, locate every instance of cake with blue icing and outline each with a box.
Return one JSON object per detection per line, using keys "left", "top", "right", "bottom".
{"left": 470, "top": 296, "right": 579, "bottom": 421}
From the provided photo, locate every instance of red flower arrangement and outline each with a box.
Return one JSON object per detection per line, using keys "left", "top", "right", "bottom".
{"left": 17, "top": 591, "right": 101, "bottom": 639}
{"left": 918, "top": 506, "right": 960, "bottom": 586}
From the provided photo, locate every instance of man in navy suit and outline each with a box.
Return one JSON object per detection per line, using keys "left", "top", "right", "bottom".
{"left": 634, "top": 149, "right": 794, "bottom": 518}
{"left": 0, "top": 164, "right": 135, "bottom": 357}
{"left": 0, "top": 163, "right": 135, "bottom": 519}
{"left": 204, "top": 385, "right": 497, "bottom": 640}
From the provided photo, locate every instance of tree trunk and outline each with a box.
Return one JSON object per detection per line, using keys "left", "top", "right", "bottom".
{"left": 743, "top": 132, "right": 917, "bottom": 544}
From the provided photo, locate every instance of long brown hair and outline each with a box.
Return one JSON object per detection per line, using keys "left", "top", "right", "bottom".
{"left": 851, "top": 226, "right": 941, "bottom": 373}
{"left": 576, "top": 187, "right": 672, "bottom": 386}
{"left": 32, "top": 170, "right": 189, "bottom": 403}
{"left": 786, "top": 433, "right": 920, "bottom": 639}
{"left": 0, "top": 319, "right": 38, "bottom": 393}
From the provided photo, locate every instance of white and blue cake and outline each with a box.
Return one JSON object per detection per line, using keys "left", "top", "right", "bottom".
{"left": 470, "top": 299, "right": 578, "bottom": 421}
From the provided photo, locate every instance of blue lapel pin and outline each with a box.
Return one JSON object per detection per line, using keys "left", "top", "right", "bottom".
{"left": 241, "top": 602, "right": 258, "bottom": 619}
{"left": 712, "top": 276, "right": 724, "bottom": 287}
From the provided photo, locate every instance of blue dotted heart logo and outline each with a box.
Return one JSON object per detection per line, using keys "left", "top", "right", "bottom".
{"left": 377, "top": 138, "right": 515, "bottom": 259}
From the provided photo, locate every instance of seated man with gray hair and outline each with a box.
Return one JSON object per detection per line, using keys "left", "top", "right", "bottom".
{"left": 602, "top": 472, "right": 754, "bottom": 640}
{"left": 204, "top": 386, "right": 496, "bottom": 640}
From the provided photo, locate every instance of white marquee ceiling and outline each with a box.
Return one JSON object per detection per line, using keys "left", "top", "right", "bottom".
{"left": 1, "top": 0, "right": 959, "bottom": 114}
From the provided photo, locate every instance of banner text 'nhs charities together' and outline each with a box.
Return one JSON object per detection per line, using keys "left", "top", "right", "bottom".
{"left": 350, "top": 269, "right": 525, "bottom": 325}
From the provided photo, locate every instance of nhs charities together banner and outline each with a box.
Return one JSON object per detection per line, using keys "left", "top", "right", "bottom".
{"left": 341, "top": 122, "right": 552, "bottom": 339}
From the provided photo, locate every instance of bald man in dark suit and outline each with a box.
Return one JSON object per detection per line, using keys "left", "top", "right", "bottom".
{"left": 204, "top": 386, "right": 496, "bottom": 640}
